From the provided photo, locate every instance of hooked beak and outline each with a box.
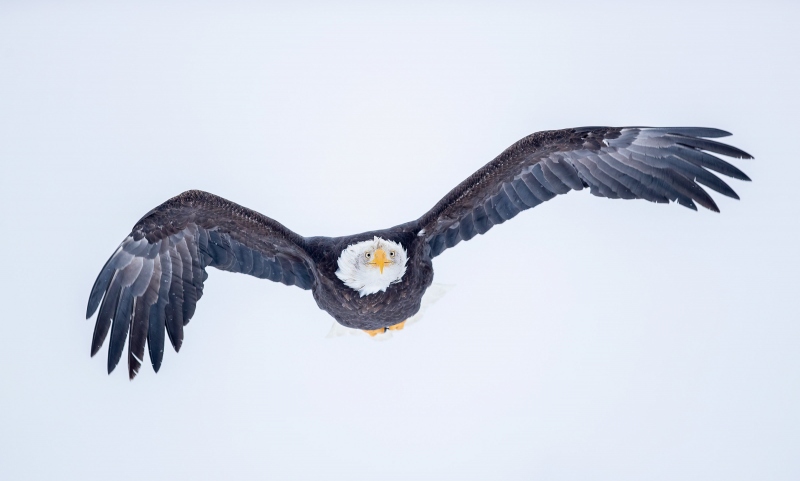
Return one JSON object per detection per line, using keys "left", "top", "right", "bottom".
{"left": 370, "top": 248, "right": 389, "bottom": 274}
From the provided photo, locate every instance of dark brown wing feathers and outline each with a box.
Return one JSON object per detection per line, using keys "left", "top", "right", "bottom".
{"left": 86, "top": 190, "right": 315, "bottom": 378}
{"left": 418, "top": 127, "right": 752, "bottom": 258}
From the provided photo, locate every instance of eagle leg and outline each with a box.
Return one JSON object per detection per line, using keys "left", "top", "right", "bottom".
{"left": 363, "top": 328, "right": 386, "bottom": 337}
{"left": 363, "top": 320, "right": 406, "bottom": 337}
{"left": 387, "top": 320, "right": 406, "bottom": 331}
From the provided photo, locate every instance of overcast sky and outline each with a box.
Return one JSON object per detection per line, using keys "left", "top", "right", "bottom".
{"left": 1, "top": 1, "right": 798, "bottom": 480}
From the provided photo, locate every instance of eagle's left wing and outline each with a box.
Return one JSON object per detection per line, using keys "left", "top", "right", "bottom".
{"left": 417, "top": 127, "right": 752, "bottom": 258}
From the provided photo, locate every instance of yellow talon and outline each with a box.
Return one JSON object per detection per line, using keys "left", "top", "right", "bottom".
{"left": 363, "top": 320, "right": 406, "bottom": 336}
{"left": 388, "top": 320, "right": 406, "bottom": 331}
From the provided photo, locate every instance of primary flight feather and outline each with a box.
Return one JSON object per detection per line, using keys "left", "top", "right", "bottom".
{"left": 86, "top": 126, "right": 752, "bottom": 378}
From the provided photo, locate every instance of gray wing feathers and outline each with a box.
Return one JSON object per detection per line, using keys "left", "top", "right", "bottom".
{"left": 421, "top": 127, "right": 752, "bottom": 258}
{"left": 86, "top": 190, "right": 316, "bottom": 378}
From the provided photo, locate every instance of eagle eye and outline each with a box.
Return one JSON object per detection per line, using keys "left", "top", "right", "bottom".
{"left": 389, "top": 251, "right": 396, "bottom": 258}
{"left": 365, "top": 252, "right": 371, "bottom": 259}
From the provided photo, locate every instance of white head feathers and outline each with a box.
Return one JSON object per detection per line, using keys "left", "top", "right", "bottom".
{"left": 335, "top": 237, "right": 408, "bottom": 297}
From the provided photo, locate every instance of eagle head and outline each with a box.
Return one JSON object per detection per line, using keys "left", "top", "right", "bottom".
{"left": 335, "top": 237, "right": 408, "bottom": 297}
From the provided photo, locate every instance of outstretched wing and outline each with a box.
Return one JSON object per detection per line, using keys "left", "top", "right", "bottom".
{"left": 417, "top": 127, "right": 752, "bottom": 258}
{"left": 86, "top": 190, "right": 316, "bottom": 378}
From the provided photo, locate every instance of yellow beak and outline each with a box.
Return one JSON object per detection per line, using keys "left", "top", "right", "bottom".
{"left": 370, "top": 248, "right": 389, "bottom": 274}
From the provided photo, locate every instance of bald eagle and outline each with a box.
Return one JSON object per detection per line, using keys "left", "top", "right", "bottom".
{"left": 87, "top": 127, "right": 752, "bottom": 378}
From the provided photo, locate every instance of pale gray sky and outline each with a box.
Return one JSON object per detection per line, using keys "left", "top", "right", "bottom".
{"left": 1, "top": 1, "right": 798, "bottom": 480}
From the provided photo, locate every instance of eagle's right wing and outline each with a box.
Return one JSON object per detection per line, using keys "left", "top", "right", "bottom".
{"left": 86, "top": 190, "right": 316, "bottom": 379}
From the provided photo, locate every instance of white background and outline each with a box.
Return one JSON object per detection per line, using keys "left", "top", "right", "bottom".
{"left": 1, "top": 1, "right": 798, "bottom": 479}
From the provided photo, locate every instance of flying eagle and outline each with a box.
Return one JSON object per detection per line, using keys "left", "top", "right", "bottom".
{"left": 87, "top": 126, "right": 752, "bottom": 378}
